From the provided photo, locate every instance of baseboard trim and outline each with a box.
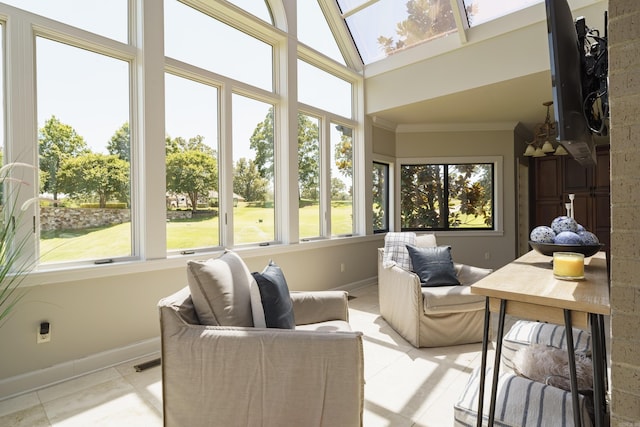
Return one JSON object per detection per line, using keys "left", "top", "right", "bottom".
{"left": 0, "top": 337, "right": 160, "bottom": 401}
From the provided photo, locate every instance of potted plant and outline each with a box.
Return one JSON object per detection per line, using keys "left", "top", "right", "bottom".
{"left": 0, "top": 162, "right": 37, "bottom": 328}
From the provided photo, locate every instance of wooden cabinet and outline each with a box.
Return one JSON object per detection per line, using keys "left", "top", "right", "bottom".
{"left": 530, "top": 145, "right": 610, "bottom": 259}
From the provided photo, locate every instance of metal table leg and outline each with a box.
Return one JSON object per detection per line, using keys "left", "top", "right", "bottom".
{"left": 564, "top": 309, "right": 582, "bottom": 427}
{"left": 590, "top": 313, "right": 607, "bottom": 427}
{"left": 476, "top": 298, "right": 491, "bottom": 427}
{"left": 487, "top": 299, "right": 507, "bottom": 426}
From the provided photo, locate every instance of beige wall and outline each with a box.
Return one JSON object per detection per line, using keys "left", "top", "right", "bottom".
{"left": 372, "top": 125, "right": 396, "bottom": 157}
{"left": 608, "top": 1, "right": 640, "bottom": 424}
{"left": 0, "top": 237, "right": 381, "bottom": 397}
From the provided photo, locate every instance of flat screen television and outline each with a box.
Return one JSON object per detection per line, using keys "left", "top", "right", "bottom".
{"left": 545, "top": 0, "right": 597, "bottom": 167}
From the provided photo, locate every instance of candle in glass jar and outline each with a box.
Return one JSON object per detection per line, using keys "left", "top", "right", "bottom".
{"left": 553, "top": 252, "right": 584, "bottom": 280}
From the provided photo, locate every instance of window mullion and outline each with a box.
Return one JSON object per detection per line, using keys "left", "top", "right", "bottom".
{"left": 135, "top": 0, "right": 166, "bottom": 260}
{"left": 5, "top": 15, "right": 39, "bottom": 267}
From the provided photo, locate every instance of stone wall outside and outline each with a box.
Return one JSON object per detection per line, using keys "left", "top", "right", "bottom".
{"left": 39, "top": 207, "right": 216, "bottom": 231}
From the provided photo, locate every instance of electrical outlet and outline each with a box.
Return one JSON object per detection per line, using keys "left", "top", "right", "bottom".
{"left": 37, "top": 323, "right": 51, "bottom": 344}
{"left": 340, "top": 263, "right": 345, "bottom": 273}
{"left": 484, "top": 252, "right": 490, "bottom": 260}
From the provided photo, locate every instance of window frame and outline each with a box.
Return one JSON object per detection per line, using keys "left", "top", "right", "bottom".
{"left": 396, "top": 156, "right": 503, "bottom": 236}
{"left": 0, "top": 0, "right": 366, "bottom": 276}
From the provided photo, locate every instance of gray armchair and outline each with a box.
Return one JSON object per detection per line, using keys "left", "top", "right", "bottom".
{"left": 378, "top": 233, "right": 492, "bottom": 348}
{"left": 159, "top": 257, "right": 364, "bottom": 427}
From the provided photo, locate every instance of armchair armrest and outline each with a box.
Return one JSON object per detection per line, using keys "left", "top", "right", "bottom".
{"left": 160, "top": 305, "right": 364, "bottom": 427}
{"left": 377, "top": 248, "right": 423, "bottom": 347}
{"left": 290, "top": 290, "right": 350, "bottom": 325}
{"left": 454, "top": 263, "right": 493, "bottom": 285}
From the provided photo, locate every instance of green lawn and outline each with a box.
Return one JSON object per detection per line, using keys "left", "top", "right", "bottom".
{"left": 40, "top": 202, "right": 353, "bottom": 263}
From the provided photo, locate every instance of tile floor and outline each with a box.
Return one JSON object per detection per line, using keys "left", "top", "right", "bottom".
{"left": 0, "top": 284, "right": 497, "bottom": 427}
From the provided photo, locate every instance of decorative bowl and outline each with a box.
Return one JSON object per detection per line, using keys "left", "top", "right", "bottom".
{"left": 529, "top": 241, "right": 605, "bottom": 258}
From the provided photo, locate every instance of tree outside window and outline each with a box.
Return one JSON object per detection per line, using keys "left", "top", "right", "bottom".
{"left": 400, "top": 163, "right": 493, "bottom": 230}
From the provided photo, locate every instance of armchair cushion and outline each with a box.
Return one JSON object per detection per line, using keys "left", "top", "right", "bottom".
{"left": 186, "top": 250, "right": 254, "bottom": 327}
{"left": 406, "top": 245, "right": 460, "bottom": 287}
{"left": 251, "top": 261, "right": 295, "bottom": 329}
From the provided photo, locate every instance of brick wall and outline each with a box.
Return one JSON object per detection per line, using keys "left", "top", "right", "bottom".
{"left": 609, "top": 1, "right": 640, "bottom": 425}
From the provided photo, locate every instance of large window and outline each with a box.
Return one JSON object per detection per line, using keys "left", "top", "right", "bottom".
{"left": 36, "top": 37, "right": 132, "bottom": 264}
{"left": 232, "top": 95, "right": 275, "bottom": 245}
{"left": 165, "top": 74, "right": 220, "bottom": 252}
{"left": 372, "top": 161, "right": 389, "bottom": 233}
{"left": 331, "top": 123, "right": 354, "bottom": 235}
{"left": 0, "top": 0, "right": 363, "bottom": 270}
{"left": 164, "top": 0, "right": 273, "bottom": 92}
{"left": 298, "top": 114, "right": 321, "bottom": 240}
{"left": 400, "top": 162, "right": 494, "bottom": 231}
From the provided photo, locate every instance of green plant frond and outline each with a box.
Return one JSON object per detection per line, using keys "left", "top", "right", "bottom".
{"left": 0, "top": 162, "right": 37, "bottom": 328}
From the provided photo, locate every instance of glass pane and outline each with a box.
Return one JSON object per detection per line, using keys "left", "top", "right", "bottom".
{"left": 226, "top": 0, "right": 273, "bottom": 24}
{"left": 448, "top": 164, "right": 493, "bottom": 228}
{"left": 232, "top": 94, "right": 274, "bottom": 244}
{"left": 298, "top": 60, "right": 352, "bottom": 118}
{"left": 298, "top": 1, "right": 346, "bottom": 65}
{"left": 400, "top": 164, "right": 445, "bottom": 229}
{"left": 3, "top": 0, "right": 128, "bottom": 43}
{"left": 164, "top": 0, "right": 273, "bottom": 92}
{"left": 336, "top": 0, "right": 370, "bottom": 13}
{"left": 464, "top": 0, "right": 541, "bottom": 27}
{"left": 36, "top": 38, "right": 131, "bottom": 263}
{"left": 372, "top": 161, "right": 389, "bottom": 232}
{"left": 344, "top": 0, "right": 457, "bottom": 64}
{"left": 331, "top": 123, "right": 353, "bottom": 236}
{"left": 165, "top": 74, "right": 220, "bottom": 251}
{"left": 298, "top": 114, "right": 321, "bottom": 240}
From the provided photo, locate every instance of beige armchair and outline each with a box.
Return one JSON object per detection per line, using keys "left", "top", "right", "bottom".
{"left": 378, "top": 233, "right": 492, "bottom": 347}
{"left": 159, "top": 252, "right": 364, "bottom": 427}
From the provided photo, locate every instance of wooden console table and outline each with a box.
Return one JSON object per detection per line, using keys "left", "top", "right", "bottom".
{"left": 471, "top": 250, "right": 610, "bottom": 427}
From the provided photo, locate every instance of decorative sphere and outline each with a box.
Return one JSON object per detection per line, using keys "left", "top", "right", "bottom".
{"left": 551, "top": 216, "right": 579, "bottom": 234}
{"left": 579, "top": 231, "right": 600, "bottom": 245}
{"left": 554, "top": 231, "right": 583, "bottom": 245}
{"left": 576, "top": 223, "right": 586, "bottom": 233}
{"left": 530, "top": 226, "right": 556, "bottom": 243}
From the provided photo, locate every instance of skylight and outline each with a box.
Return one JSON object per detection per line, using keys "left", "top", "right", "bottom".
{"left": 464, "top": 0, "right": 542, "bottom": 26}
{"left": 337, "top": 0, "right": 457, "bottom": 65}
{"left": 335, "top": 0, "right": 545, "bottom": 65}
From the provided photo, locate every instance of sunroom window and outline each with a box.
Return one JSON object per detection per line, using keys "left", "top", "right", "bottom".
{"left": 2, "top": 0, "right": 128, "bottom": 43}
{"left": 226, "top": 0, "right": 273, "bottom": 24}
{"left": 165, "top": 74, "right": 220, "bottom": 252}
{"left": 298, "top": 114, "right": 321, "bottom": 240}
{"left": 164, "top": 0, "right": 273, "bottom": 92}
{"left": 232, "top": 94, "right": 275, "bottom": 245}
{"left": 297, "top": 59, "right": 352, "bottom": 118}
{"left": 36, "top": 37, "right": 132, "bottom": 264}
{"left": 298, "top": 1, "right": 346, "bottom": 65}
{"left": 400, "top": 162, "right": 494, "bottom": 231}
{"left": 372, "top": 161, "right": 389, "bottom": 233}
{"left": 331, "top": 123, "right": 354, "bottom": 236}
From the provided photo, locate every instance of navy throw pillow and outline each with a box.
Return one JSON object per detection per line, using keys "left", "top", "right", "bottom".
{"left": 406, "top": 245, "right": 460, "bottom": 287}
{"left": 251, "top": 261, "right": 295, "bottom": 329}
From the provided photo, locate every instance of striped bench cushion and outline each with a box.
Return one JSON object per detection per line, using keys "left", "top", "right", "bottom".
{"left": 502, "top": 320, "right": 592, "bottom": 372}
{"left": 454, "top": 367, "right": 592, "bottom": 427}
